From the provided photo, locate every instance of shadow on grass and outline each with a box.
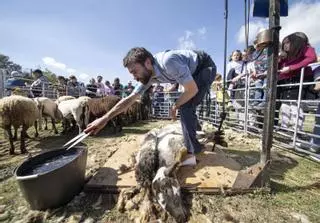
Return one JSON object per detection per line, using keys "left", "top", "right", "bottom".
{"left": 270, "top": 180, "right": 320, "bottom": 194}
{"left": 221, "top": 149, "right": 299, "bottom": 186}
{"left": 269, "top": 153, "right": 299, "bottom": 181}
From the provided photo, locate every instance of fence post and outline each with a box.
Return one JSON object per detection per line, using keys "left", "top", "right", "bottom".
{"left": 0, "top": 69, "right": 4, "bottom": 98}
{"left": 292, "top": 68, "right": 305, "bottom": 147}
{"left": 42, "top": 83, "right": 45, "bottom": 97}
{"left": 261, "top": 0, "right": 281, "bottom": 165}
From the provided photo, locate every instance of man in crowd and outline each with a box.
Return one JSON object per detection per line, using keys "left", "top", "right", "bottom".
{"left": 30, "top": 69, "right": 49, "bottom": 97}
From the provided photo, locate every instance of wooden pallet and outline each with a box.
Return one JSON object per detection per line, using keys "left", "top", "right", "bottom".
{"left": 85, "top": 145, "right": 266, "bottom": 194}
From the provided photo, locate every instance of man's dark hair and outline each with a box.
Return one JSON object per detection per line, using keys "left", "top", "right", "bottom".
{"left": 57, "top": 76, "right": 65, "bottom": 80}
{"left": 123, "top": 47, "right": 155, "bottom": 68}
{"left": 33, "top": 69, "right": 43, "bottom": 76}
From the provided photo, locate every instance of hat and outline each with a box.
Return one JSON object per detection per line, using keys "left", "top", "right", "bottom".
{"left": 11, "top": 71, "right": 21, "bottom": 77}
{"left": 254, "top": 28, "right": 272, "bottom": 48}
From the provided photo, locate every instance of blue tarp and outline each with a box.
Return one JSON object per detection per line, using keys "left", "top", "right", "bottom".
{"left": 253, "top": 0, "right": 288, "bottom": 17}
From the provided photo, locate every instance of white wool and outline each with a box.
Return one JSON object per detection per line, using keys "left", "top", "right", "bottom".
{"left": 58, "top": 97, "right": 91, "bottom": 133}
{"left": 33, "top": 97, "right": 62, "bottom": 130}
{"left": 152, "top": 167, "right": 166, "bottom": 184}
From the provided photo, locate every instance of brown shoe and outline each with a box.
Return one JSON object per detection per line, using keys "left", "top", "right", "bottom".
{"left": 314, "top": 82, "right": 320, "bottom": 91}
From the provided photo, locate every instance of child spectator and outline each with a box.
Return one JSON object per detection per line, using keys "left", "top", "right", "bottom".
{"left": 86, "top": 78, "right": 98, "bottom": 98}
{"left": 96, "top": 75, "right": 106, "bottom": 97}
{"left": 105, "top": 80, "right": 114, "bottom": 95}
{"left": 226, "top": 50, "right": 244, "bottom": 100}
{"left": 124, "top": 81, "right": 135, "bottom": 96}
{"left": 113, "top": 78, "right": 123, "bottom": 97}
{"left": 56, "top": 76, "right": 67, "bottom": 97}
{"left": 251, "top": 39, "right": 269, "bottom": 109}
{"left": 277, "top": 32, "right": 317, "bottom": 131}
{"left": 67, "top": 75, "right": 81, "bottom": 97}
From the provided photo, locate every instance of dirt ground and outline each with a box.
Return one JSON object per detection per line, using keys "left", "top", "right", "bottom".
{"left": 0, "top": 120, "right": 320, "bottom": 223}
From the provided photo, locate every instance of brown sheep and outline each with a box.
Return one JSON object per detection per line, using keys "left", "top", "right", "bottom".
{"left": 87, "top": 95, "right": 123, "bottom": 133}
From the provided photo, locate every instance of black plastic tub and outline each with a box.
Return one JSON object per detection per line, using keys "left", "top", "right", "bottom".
{"left": 14, "top": 145, "right": 87, "bottom": 210}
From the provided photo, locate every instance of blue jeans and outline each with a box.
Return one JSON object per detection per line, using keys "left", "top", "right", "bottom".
{"left": 254, "top": 79, "right": 266, "bottom": 103}
{"left": 180, "top": 65, "right": 216, "bottom": 154}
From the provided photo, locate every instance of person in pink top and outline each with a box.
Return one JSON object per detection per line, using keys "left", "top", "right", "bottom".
{"left": 275, "top": 32, "right": 317, "bottom": 129}
{"left": 278, "top": 32, "right": 317, "bottom": 83}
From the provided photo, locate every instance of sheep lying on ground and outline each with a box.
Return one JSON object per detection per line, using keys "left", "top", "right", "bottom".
{"left": 87, "top": 95, "right": 122, "bottom": 133}
{"left": 118, "top": 122, "right": 197, "bottom": 223}
{"left": 0, "top": 95, "right": 40, "bottom": 154}
{"left": 33, "top": 97, "right": 63, "bottom": 134}
{"left": 58, "top": 97, "right": 91, "bottom": 134}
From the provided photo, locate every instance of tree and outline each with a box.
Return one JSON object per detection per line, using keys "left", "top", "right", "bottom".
{"left": 0, "top": 54, "right": 22, "bottom": 73}
{"left": 43, "top": 68, "right": 58, "bottom": 84}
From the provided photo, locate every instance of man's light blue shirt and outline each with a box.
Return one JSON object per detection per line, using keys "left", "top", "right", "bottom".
{"left": 133, "top": 49, "right": 198, "bottom": 95}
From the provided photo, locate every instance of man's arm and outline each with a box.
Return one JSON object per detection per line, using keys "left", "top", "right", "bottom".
{"left": 102, "top": 92, "right": 140, "bottom": 121}
{"left": 173, "top": 80, "right": 198, "bottom": 109}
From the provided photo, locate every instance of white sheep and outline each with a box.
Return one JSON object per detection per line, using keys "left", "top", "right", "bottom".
{"left": 58, "top": 97, "right": 91, "bottom": 134}
{"left": 33, "top": 97, "right": 63, "bottom": 134}
{"left": 55, "top": 95, "right": 76, "bottom": 105}
{"left": 0, "top": 95, "right": 40, "bottom": 154}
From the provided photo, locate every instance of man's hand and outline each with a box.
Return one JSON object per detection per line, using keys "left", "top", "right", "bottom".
{"left": 170, "top": 105, "right": 178, "bottom": 121}
{"left": 84, "top": 116, "right": 109, "bottom": 135}
{"left": 279, "top": 66, "right": 290, "bottom": 74}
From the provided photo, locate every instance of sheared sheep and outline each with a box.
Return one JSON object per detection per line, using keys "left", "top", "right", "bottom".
{"left": 58, "top": 97, "right": 91, "bottom": 134}
{"left": 0, "top": 95, "right": 40, "bottom": 154}
{"left": 87, "top": 95, "right": 123, "bottom": 133}
{"left": 119, "top": 122, "right": 192, "bottom": 223}
{"left": 33, "top": 97, "right": 63, "bottom": 134}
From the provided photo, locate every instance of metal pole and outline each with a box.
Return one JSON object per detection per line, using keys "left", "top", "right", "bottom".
{"left": 244, "top": 0, "right": 249, "bottom": 133}
{"left": 292, "top": 68, "right": 305, "bottom": 147}
{"left": 222, "top": 0, "right": 228, "bottom": 112}
{"left": 261, "top": 0, "right": 281, "bottom": 164}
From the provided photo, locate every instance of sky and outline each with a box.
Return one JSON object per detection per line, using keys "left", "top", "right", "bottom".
{"left": 1, "top": 0, "right": 320, "bottom": 86}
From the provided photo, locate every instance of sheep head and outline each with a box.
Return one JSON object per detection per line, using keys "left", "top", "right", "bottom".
{"left": 152, "top": 162, "right": 187, "bottom": 223}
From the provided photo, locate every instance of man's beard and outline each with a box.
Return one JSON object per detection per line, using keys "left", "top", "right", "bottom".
{"left": 138, "top": 68, "right": 152, "bottom": 85}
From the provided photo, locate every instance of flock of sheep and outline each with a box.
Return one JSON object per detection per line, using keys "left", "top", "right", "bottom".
{"left": 0, "top": 94, "right": 151, "bottom": 155}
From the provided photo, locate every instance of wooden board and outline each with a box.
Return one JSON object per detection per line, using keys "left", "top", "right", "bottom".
{"left": 178, "top": 151, "right": 241, "bottom": 190}
{"left": 85, "top": 145, "right": 248, "bottom": 193}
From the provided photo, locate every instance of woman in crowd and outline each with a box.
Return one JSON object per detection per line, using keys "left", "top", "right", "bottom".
{"left": 277, "top": 32, "right": 317, "bottom": 131}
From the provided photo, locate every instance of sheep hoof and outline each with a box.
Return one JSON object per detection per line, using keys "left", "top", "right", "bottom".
{"left": 9, "top": 150, "right": 16, "bottom": 155}
{"left": 54, "top": 130, "right": 59, "bottom": 134}
{"left": 34, "top": 133, "right": 39, "bottom": 138}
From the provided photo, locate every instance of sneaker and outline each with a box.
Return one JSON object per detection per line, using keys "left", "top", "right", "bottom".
{"left": 180, "top": 155, "right": 197, "bottom": 166}
{"left": 309, "top": 146, "right": 320, "bottom": 154}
